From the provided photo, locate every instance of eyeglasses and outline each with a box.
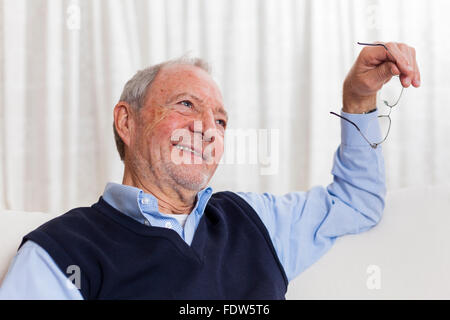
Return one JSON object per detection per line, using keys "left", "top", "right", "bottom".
{"left": 330, "top": 42, "right": 405, "bottom": 149}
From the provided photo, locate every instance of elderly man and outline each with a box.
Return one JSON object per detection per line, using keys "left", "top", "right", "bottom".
{"left": 0, "top": 42, "right": 420, "bottom": 299}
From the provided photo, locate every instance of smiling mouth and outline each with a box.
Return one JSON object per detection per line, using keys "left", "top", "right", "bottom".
{"left": 173, "top": 144, "right": 205, "bottom": 160}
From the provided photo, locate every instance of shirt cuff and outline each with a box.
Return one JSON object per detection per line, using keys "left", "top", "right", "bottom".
{"left": 340, "top": 108, "right": 383, "bottom": 147}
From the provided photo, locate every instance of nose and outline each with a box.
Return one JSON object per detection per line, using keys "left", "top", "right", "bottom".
{"left": 189, "top": 110, "right": 217, "bottom": 142}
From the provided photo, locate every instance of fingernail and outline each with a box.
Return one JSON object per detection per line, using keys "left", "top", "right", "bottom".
{"left": 407, "top": 65, "right": 413, "bottom": 71}
{"left": 405, "top": 77, "right": 411, "bottom": 86}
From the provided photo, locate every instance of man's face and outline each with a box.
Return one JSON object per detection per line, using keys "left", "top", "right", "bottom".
{"left": 129, "top": 64, "right": 227, "bottom": 192}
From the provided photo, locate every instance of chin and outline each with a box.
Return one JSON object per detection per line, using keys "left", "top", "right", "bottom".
{"left": 164, "top": 162, "right": 211, "bottom": 191}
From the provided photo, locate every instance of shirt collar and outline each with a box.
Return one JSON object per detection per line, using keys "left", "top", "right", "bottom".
{"left": 102, "top": 182, "right": 213, "bottom": 222}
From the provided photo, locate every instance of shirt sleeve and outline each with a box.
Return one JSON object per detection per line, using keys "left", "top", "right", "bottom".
{"left": 0, "top": 240, "right": 83, "bottom": 300}
{"left": 237, "top": 109, "right": 386, "bottom": 282}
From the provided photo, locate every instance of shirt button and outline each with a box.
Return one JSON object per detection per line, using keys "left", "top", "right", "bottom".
{"left": 165, "top": 221, "right": 172, "bottom": 229}
{"left": 141, "top": 198, "right": 149, "bottom": 205}
{"left": 144, "top": 220, "right": 150, "bottom": 226}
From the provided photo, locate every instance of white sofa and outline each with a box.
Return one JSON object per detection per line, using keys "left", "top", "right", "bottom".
{"left": 1, "top": 185, "right": 449, "bottom": 299}
{"left": 286, "top": 184, "right": 450, "bottom": 299}
{"left": 0, "top": 210, "right": 53, "bottom": 285}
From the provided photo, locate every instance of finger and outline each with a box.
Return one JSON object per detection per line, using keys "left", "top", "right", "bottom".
{"left": 390, "top": 63, "right": 401, "bottom": 76}
{"left": 410, "top": 47, "right": 421, "bottom": 87}
{"left": 400, "top": 73, "right": 411, "bottom": 88}
{"left": 408, "top": 48, "right": 417, "bottom": 87}
{"left": 406, "top": 45, "right": 416, "bottom": 87}
{"left": 360, "top": 43, "right": 396, "bottom": 67}
{"left": 412, "top": 59, "right": 421, "bottom": 87}
{"left": 398, "top": 44, "right": 413, "bottom": 87}
{"left": 377, "top": 61, "right": 399, "bottom": 84}
{"left": 403, "top": 45, "right": 420, "bottom": 88}
{"left": 385, "top": 42, "right": 415, "bottom": 81}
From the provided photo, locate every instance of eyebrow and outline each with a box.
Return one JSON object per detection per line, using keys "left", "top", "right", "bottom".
{"left": 167, "top": 92, "right": 228, "bottom": 120}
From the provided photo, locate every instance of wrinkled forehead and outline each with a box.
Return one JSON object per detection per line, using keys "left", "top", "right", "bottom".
{"left": 147, "top": 64, "right": 224, "bottom": 107}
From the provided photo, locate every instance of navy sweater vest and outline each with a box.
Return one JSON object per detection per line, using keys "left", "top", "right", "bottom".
{"left": 21, "top": 191, "right": 288, "bottom": 299}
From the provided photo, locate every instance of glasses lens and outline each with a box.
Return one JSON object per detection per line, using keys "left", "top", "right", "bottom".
{"left": 379, "top": 76, "right": 403, "bottom": 108}
{"left": 377, "top": 115, "right": 391, "bottom": 143}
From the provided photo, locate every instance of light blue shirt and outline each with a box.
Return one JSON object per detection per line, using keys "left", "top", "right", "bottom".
{"left": 0, "top": 110, "right": 386, "bottom": 300}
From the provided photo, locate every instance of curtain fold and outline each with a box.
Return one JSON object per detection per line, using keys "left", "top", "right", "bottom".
{"left": 1, "top": 0, "right": 449, "bottom": 214}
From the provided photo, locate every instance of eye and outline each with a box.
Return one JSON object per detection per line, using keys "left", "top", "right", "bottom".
{"left": 179, "top": 100, "right": 193, "bottom": 108}
{"left": 216, "top": 119, "right": 227, "bottom": 128}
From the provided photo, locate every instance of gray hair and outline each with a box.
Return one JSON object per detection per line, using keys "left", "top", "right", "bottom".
{"left": 113, "top": 56, "right": 211, "bottom": 161}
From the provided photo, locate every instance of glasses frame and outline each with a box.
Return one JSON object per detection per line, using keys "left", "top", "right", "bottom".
{"left": 330, "top": 42, "right": 405, "bottom": 149}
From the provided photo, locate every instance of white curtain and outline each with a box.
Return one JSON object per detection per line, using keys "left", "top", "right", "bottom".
{"left": 1, "top": 0, "right": 449, "bottom": 214}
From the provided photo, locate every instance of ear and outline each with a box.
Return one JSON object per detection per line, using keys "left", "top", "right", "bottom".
{"left": 114, "top": 102, "right": 135, "bottom": 149}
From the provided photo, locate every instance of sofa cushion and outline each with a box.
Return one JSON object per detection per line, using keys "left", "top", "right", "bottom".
{"left": 286, "top": 184, "right": 450, "bottom": 299}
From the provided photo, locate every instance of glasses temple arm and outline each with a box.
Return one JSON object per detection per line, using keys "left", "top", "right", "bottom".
{"left": 329, "top": 111, "right": 378, "bottom": 149}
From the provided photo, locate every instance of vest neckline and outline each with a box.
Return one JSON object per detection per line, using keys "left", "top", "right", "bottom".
{"left": 93, "top": 197, "right": 207, "bottom": 263}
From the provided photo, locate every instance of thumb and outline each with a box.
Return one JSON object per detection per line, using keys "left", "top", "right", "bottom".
{"left": 376, "top": 61, "right": 400, "bottom": 84}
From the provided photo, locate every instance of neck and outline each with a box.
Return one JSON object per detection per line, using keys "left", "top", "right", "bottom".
{"left": 122, "top": 166, "right": 198, "bottom": 215}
